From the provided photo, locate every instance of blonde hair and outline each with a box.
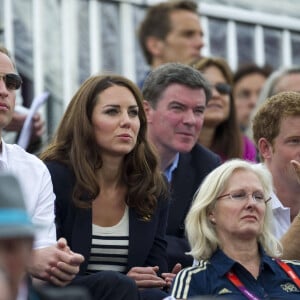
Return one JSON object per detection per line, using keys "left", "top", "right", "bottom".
{"left": 186, "top": 159, "right": 281, "bottom": 260}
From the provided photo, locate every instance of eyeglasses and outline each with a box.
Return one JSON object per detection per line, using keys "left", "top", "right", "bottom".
{"left": 0, "top": 73, "right": 22, "bottom": 90}
{"left": 216, "top": 190, "right": 271, "bottom": 204}
{"left": 212, "top": 83, "right": 231, "bottom": 95}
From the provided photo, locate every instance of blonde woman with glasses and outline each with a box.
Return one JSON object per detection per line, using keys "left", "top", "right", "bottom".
{"left": 171, "top": 159, "right": 300, "bottom": 299}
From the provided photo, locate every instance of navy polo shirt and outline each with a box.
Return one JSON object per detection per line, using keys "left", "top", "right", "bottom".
{"left": 171, "top": 246, "right": 300, "bottom": 299}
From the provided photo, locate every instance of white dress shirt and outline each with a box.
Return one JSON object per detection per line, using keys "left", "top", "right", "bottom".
{"left": 270, "top": 191, "right": 291, "bottom": 239}
{"left": 0, "top": 139, "right": 56, "bottom": 248}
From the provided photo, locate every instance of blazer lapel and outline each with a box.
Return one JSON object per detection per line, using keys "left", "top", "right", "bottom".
{"left": 72, "top": 207, "right": 92, "bottom": 274}
{"left": 127, "top": 208, "right": 150, "bottom": 270}
{"left": 167, "top": 153, "right": 195, "bottom": 235}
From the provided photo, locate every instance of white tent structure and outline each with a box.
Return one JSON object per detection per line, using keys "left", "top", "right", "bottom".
{"left": 1, "top": 0, "right": 300, "bottom": 136}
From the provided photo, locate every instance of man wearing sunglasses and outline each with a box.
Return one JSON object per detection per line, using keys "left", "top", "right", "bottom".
{"left": 0, "top": 46, "right": 84, "bottom": 286}
{"left": 0, "top": 47, "right": 44, "bottom": 153}
{"left": 143, "top": 63, "right": 221, "bottom": 271}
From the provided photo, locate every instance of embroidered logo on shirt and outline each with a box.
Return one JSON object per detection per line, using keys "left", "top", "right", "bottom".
{"left": 280, "top": 283, "right": 300, "bottom": 293}
{"left": 218, "top": 288, "right": 233, "bottom": 295}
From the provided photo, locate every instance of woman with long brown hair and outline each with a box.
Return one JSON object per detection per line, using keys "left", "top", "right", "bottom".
{"left": 41, "top": 74, "right": 175, "bottom": 300}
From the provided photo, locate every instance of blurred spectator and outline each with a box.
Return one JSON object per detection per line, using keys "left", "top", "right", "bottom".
{"left": 137, "top": 0, "right": 203, "bottom": 87}
{"left": 192, "top": 57, "right": 257, "bottom": 162}
{"left": 248, "top": 66, "right": 300, "bottom": 139}
{"left": 0, "top": 45, "right": 45, "bottom": 154}
{"left": 233, "top": 63, "right": 272, "bottom": 132}
{"left": 0, "top": 173, "right": 91, "bottom": 300}
{"left": 0, "top": 173, "right": 36, "bottom": 299}
{"left": 0, "top": 266, "right": 12, "bottom": 300}
{"left": 257, "top": 66, "right": 300, "bottom": 103}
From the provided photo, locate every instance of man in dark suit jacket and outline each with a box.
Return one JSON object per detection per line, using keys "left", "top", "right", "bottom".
{"left": 143, "top": 63, "right": 221, "bottom": 270}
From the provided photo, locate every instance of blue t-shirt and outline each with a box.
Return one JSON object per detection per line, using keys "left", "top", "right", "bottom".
{"left": 171, "top": 247, "right": 300, "bottom": 299}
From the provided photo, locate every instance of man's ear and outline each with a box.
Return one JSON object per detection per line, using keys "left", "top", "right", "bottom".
{"left": 145, "top": 36, "right": 164, "bottom": 57}
{"left": 257, "top": 137, "right": 273, "bottom": 160}
{"left": 143, "top": 100, "right": 153, "bottom": 123}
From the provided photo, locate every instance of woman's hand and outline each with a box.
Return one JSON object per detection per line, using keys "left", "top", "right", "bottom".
{"left": 127, "top": 266, "right": 166, "bottom": 288}
{"left": 161, "top": 263, "right": 182, "bottom": 288}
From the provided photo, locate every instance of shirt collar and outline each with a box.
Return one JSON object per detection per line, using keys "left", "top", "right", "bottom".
{"left": 271, "top": 190, "right": 289, "bottom": 211}
{"left": 210, "top": 245, "right": 277, "bottom": 277}
{"left": 0, "top": 139, "right": 8, "bottom": 170}
{"left": 164, "top": 153, "right": 179, "bottom": 183}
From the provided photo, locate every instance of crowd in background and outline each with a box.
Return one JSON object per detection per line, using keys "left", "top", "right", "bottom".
{"left": 1, "top": 1, "right": 300, "bottom": 299}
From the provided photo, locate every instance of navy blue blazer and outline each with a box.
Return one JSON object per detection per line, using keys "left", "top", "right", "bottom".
{"left": 46, "top": 161, "right": 169, "bottom": 275}
{"left": 166, "top": 144, "right": 221, "bottom": 269}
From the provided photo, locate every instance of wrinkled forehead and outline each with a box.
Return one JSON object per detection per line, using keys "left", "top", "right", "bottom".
{"left": 224, "top": 169, "right": 263, "bottom": 191}
{"left": 159, "top": 83, "right": 206, "bottom": 104}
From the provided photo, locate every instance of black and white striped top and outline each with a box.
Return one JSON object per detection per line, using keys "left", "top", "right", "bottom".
{"left": 86, "top": 205, "right": 129, "bottom": 274}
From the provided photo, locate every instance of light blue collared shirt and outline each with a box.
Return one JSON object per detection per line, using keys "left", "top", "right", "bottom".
{"left": 164, "top": 153, "right": 179, "bottom": 183}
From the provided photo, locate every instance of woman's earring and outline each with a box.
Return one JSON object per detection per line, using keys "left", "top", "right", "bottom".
{"left": 210, "top": 217, "right": 216, "bottom": 224}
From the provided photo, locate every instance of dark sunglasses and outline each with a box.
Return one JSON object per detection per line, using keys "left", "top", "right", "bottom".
{"left": 0, "top": 73, "right": 22, "bottom": 90}
{"left": 212, "top": 83, "right": 231, "bottom": 95}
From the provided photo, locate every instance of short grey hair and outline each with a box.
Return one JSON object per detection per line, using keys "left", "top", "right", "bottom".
{"left": 258, "top": 66, "right": 300, "bottom": 105}
{"left": 248, "top": 66, "right": 300, "bottom": 139}
{"left": 142, "top": 62, "right": 211, "bottom": 108}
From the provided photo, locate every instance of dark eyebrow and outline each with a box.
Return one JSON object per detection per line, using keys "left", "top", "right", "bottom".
{"left": 103, "top": 104, "right": 119, "bottom": 108}
{"left": 103, "top": 104, "right": 138, "bottom": 109}
{"left": 168, "top": 101, "right": 205, "bottom": 109}
{"left": 168, "top": 101, "right": 184, "bottom": 106}
{"left": 194, "top": 104, "right": 206, "bottom": 110}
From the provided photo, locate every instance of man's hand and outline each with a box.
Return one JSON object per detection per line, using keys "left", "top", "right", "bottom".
{"left": 5, "top": 111, "right": 45, "bottom": 142}
{"left": 4, "top": 112, "right": 26, "bottom": 131}
{"left": 31, "top": 113, "right": 45, "bottom": 139}
{"left": 28, "top": 238, "right": 84, "bottom": 287}
{"left": 127, "top": 266, "right": 166, "bottom": 288}
{"left": 291, "top": 160, "right": 300, "bottom": 184}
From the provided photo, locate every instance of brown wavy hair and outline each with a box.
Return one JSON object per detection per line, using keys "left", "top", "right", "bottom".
{"left": 40, "top": 74, "right": 168, "bottom": 219}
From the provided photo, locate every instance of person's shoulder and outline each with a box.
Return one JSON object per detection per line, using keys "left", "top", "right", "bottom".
{"left": 6, "top": 142, "right": 37, "bottom": 159}
{"left": 172, "top": 260, "right": 211, "bottom": 297}
{"left": 45, "top": 160, "right": 69, "bottom": 171}
{"left": 243, "top": 135, "right": 255, "bottom": 146}
{"left": 45, "top": 161, "right": 76, "bottom": 191}
{"left": 182, "top": 144, "right": 221, "bottom": 165}
{"left": 5, "top": 143, "right": 47, "bottom": 169}
{"left": 45, "top": 160, "right": 73, "bottom": 180}
{"left": 192, "top": 144, "right": 220, "bottom": 158}
{"left": 242, "top": 135, "right": 257, "bottom": 161}
{"left": 280, "top": 259, "right": 300, "bottom": 267}
{"left": 176, "top": 260, "right": 210, "bottom": 279}
{"left": 273, "top": 259, "right": 300, "bottom": 278}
